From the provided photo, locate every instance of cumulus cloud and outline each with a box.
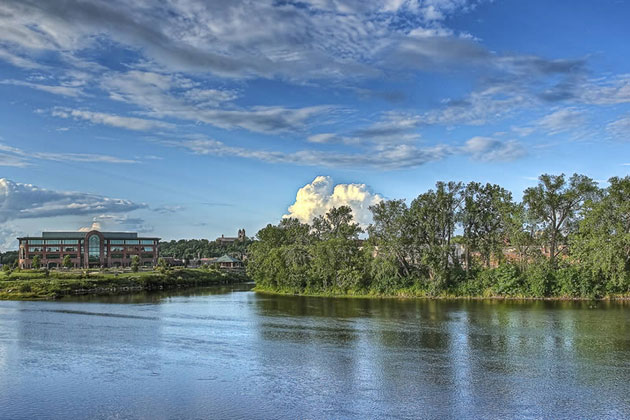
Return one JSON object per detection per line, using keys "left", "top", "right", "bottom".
{"left": 0, "top": 178, "right": 146, "bottom": 223}
{"left": 284, "top": 176, "right": 383, "bottom": 228}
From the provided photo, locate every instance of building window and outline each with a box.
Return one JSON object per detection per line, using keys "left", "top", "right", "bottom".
{"left": 140, "top": 240, "right": 154, "bottom": 245}
{"left": 110, "top": 246, "right": 124, "bottom": 251}
{"left": 143, "top": 246, "right": 153, "bottom": 252}
{"left": 125, "top": 240, "right": 140, "bottom": 245}
{"left": 109, "top": 240, "right": 124, "bottom": 245}
{"left": 45, "top": 240, "right": 60, "bottom": 245}
{"left": 64, "top": 246, "right": 77, "bottom": 252}
{"left": 29, "top": 239, "right": 44, "bottom": 245}
{"left": 29, "top": 247, "right": 43, "bottom": 252}
{"left": 62, "top": 240, "right": 78, "bottom": 244}
{"left": 88, "top": 235, "right": 100, "bottom": 263}
{"left": 46, "top": 247, "right": 60, "bottom": 252}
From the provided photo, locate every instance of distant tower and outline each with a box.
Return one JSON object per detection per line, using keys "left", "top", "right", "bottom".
{"left": 238, "top": 228, "right": 246, "bottom": 241}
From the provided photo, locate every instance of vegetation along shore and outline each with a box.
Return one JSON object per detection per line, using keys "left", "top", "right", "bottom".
{"left": 0, "top": 267, "right": 247, "bottom": 300}
{"left": 248, "top": 173, "right": 630, "bottom": 300}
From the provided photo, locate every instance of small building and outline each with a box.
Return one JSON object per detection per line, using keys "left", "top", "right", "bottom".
{"left": 18, "top": 230, "right": 160, "bottom": 269}
{"left": 215, "top": 254, "right": 244, "bottom": 270}
{"left": 215, "top": 229, "right": 246, "bottom": 245}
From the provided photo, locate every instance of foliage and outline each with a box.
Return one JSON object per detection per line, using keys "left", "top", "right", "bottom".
{"left": 62, "top": 255, "right": 73, "bottom": 269}
{"left": 250, "top": 174, "right": 630, "bottom": 299}
{"left": 159, "top": 238, "right": 252, "bottom": 260}
{"left": 130, "top": 255, "right": 140, "bottom": 272}
{"left": 32, "top": 255, "right": 41, "bottom": 269}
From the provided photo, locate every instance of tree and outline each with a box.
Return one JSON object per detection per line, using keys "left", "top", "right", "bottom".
{"left": 368, "top": 199, "right": 413, "bottom": 277}
{"left": 408, "top": 181, "right": 463, "bottom": 291}
{"left": 131, "top": 255, "right": 140, "bottom": 272}
{"left": 62, "top": 255, "right": 73, "bottom": 269}
{"left": 32, "top": 255, "right": 41, "bottom": 270}
{"left": 157, "top": 257, "right": 169, "bottom": 273}
{"left": 459, "top": 182, "right": 513, "bottom": 272}
{"left": 312, "top": 206, "right": 362, "bottom": 240}
{"left": 571, "top": 176, "right": 630, "bottom": 292}
{"left": 523, "top": 173, "right": 599, "bottom": 266}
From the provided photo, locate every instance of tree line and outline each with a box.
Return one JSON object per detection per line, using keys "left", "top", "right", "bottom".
{"left": 247, "top": 173, "right": 630, "bottom": 298}
{"left": 159, "top": 238, "right": 251, "bottom": 260}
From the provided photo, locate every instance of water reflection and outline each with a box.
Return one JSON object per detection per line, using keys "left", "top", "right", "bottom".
{"left": 1, "top": 290, "right": 630, "bottom": 419}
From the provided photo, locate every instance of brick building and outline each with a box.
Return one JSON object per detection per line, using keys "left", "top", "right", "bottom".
{"left": 18, "top": 230, "right": 160, "bottom": 269}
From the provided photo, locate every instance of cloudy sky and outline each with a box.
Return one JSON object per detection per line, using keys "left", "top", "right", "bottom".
{"left": 0, "top": 0, "right": 629, "bottom": 250}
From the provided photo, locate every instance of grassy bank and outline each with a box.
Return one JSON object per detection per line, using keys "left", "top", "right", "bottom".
{"left": 0, "top": 269, "right": 248, "bottom": 300}
{"left": 253, "top": 284, "right": 630, "bottom": 301}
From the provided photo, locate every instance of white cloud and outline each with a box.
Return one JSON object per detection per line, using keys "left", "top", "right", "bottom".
{"left": 536, "top": 107, "right": 585, "bottom": 134}
{"left": 52, "top": 107, "right": 174, "bottom": 131}
{"left": 607, "top": 114, "right": 630, "bottom": 141}
{"left": 463, "top": 136, "right": 527, "bottom": 161}
{"left": 284, "top": 176, "right": 383, "bottom": 228}
{"left": 0, "top": 143, "right": 137, "bottom": 164}
{"left": 80, "top": 214, "right": 153, "bottom": 233}
{"left": 0, "top": 79, "right": 83, "bottom": 97}
{"left": 0, "top": 178, "right": 146, "bottom": 223}
{"left": 171, "top": 136, "right": 451, "bottom": 169}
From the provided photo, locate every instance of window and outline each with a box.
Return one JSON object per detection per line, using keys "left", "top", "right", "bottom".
{"left": 29, "top": 246, "right": 43, "bottom": 252}
{"left": 29, "top": 239, "right": 44, "bottom": 245}
{"left": 140, "top": 240, "right": 154, "bottom": 245}
{"left": 62, "top": 240, "right": 78, "bottom": 244}
{"left": 125, "top": 240, "right": 139, "bottom": 245}
{"left": 64, "top": 246, "right": 77, "bottom": 252}
{"left": 110, "top": 246, "right": 124, "bottom": 251}
{"left": 45, "top": 240, "right": 60, "bottom": 245}
{"left": 46, "top": 247, "right": 60, "bottom": 252}
{"left": 141, "top": 253, "right": 154, "bottom": 259}
{"left": 109, "top": 240, "right": 124, "bottom": 245}
{"left": 88, "top": 235, "right": 100, "bottom": 262}
{"left": 46, "top": 254, "right": 61, "bottom": 259}
{"left": 110, "top": 253, "right": 123, "bottom": 259}
{"left": 143, "top": 246, "right": 153, "bottom": 252}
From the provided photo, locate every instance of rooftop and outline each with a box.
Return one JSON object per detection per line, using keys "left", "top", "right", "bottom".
{"left": 18, "top": 231, "right": 160, "bottom": 240}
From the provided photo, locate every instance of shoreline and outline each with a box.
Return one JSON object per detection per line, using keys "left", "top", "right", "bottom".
{"left": 253, "top": 287, "right": 630, "bottom": 302}
{"left": 0, "top": 269, "right": 248, "bottom": 300}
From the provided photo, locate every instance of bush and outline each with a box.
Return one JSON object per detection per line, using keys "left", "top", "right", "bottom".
{"left": 524, "top": 261, "right": 554, "bottom": 297}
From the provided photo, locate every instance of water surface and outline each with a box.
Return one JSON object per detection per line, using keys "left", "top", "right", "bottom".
{"left": 1, "top": 285, "right": 629, "bottom": 419}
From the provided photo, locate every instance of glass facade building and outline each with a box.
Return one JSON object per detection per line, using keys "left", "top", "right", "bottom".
{"left": 17, "top": 230, "right": 160, "bottom": 269}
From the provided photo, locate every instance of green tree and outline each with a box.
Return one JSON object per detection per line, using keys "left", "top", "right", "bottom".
{"left": 459, "top": 182, "right": 513, "bottom": 272}
{"left": 523, "top": 173, "right": 599, "bottom": 267}
{"left": 131, "top": 255, "right": 140, "bottom": 272}
{"left": 62, "top": 255, "right": 73, "bottom": 269}
{"left": 571, "top": 176, "right": 630, "bottom": 293}
{"left": 369, "top": 199, "right": 414, "bottom": 277}
{"left": 32, "top": 255, "right": 41, "bottom": 270}
{"left": 157, "top": 257, "right": 169, "bottom": 273}
{"left": 408, "top": 181, "right": 463, "bottom": 292}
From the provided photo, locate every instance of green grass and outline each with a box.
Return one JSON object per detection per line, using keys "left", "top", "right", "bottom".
{"left": 0, "top": 268, "right": 249, "bottom": 300}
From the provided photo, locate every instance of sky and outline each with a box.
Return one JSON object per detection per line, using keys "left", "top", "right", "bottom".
{"left": 0, "top": 0, "right": 629, "bottom": 250}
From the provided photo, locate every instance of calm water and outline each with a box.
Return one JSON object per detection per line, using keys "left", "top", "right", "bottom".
{"left": 1, "top": 285, "right": 630, "bottom": 419}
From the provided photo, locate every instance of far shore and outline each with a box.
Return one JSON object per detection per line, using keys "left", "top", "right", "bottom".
{"left": 0, "top": 268, "right": 248, "bottom": 300}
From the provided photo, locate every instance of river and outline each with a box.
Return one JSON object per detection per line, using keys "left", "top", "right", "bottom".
{"left": 0, "top": 284, "right": 629, "bottom": 419}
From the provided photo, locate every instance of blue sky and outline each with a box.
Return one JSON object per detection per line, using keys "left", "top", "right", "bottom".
{"left": 0, "top": 0, "right": 629, "bottom": 250}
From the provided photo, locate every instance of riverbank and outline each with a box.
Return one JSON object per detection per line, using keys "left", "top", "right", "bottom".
{"left": 0, "top": 269, "right": 248, "bottom": 300}
{"left": 253, "top": 286, "right": 630, "bottom": 301}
